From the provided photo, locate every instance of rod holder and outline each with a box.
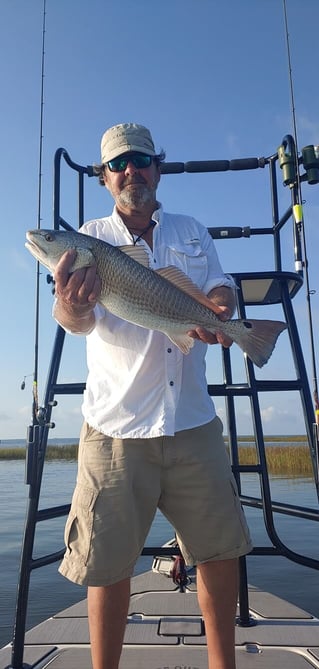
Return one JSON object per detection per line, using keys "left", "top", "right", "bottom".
{"left": 302, "top": 145, "right": 319, "bottom": 185}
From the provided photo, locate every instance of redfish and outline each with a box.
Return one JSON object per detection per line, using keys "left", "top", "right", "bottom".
{"left": 25, "top": 229, "right": 286, "bottom": 367}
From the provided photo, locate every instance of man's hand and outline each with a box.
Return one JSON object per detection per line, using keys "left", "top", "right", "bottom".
{"left": 54, "top": 250, "right": 101, "bottom": 311}
{"left": 53, "top": 250, "right": 101, "bottom": 334}
{"left": 187, "top": 288, "right": 235, "bottom": 348}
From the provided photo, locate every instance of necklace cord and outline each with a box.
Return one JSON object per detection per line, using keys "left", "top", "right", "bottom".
{"left": 128, "top": 220, "right": 156, "bottom": 245}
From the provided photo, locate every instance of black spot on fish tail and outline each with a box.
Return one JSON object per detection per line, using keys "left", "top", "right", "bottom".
{"left": 231, "top": 319, "right": 287, "bottom": 367}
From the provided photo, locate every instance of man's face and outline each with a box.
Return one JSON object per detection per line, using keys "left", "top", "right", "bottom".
{"left": 103, "top": 153, "right": 160, "bottom": 210}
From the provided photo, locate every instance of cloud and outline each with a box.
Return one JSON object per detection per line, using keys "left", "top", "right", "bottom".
{"left": 18, "top": 405, "right": 31, "bottom": 415}
{"left": 260, "top": 404, "right": 305, "bottom": 434}
{"left": 261, "top": 406, "right": 279, "bottom": 423}
{"left": 216, "top": 406, "right": 225, "bottom": 421}
{"left": 215, "top": 401, "right": 305, "bottom": 435}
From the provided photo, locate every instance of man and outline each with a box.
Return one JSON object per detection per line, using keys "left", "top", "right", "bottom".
{"left": 55, "top": 123, "right": 252, "bottom": 669}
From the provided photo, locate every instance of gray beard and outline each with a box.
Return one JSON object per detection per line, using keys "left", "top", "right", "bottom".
{"left": 118, "top": 184, "right": 156, "bottom": 209}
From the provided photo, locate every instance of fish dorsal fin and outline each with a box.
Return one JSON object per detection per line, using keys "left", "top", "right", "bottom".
{"left": 155, "top": 266, "right": 216, "bottom": 311}
{"left": 118, "top": 245, "right": 150, "bottom": 268}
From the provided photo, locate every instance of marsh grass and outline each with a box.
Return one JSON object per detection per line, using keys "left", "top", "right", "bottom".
{"left": 0, "top": 444, "right": 79, "bottom": 461}
{"left": 236, "top": 445, "right": 313, "bottom": 476}
{"left": 0, "top": 438, "right": 314, "bottom": 475}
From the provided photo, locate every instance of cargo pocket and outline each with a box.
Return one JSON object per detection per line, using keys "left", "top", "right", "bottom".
{"left": 64, "top": 484, "right": 99, "bottom": 566}
{"left": 229, "top": 477, "right": 251, "bottom": 544}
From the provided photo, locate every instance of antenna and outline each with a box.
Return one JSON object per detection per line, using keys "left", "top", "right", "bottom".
{"left": 282, "top": 0, "right": 319, "bottom": 423}
{"left": 32, "top": 0, "right": 47, "bottom": 423}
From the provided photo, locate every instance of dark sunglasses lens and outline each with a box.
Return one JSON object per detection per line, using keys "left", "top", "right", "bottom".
{"left": 132, "top": 154, "right": 152, "bottom": 168}
{"left": 107, "top": 157, "right": 128, "bottom": 172}
{"left": 107, "top": 154, "right": 152, "bottom": 172}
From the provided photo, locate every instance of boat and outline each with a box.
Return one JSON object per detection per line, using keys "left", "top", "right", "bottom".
{"left": 1, "top": 129, "right": 319, "bottom": 669}
{"left": 2, "top": 2, "right": 319, "bottom": 664}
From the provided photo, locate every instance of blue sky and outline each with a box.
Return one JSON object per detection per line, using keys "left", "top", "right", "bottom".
{"left": 1, "top": 0, "right": 319, "bottom": 439}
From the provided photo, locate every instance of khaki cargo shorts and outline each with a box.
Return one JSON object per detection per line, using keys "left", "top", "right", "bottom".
{"left": 59, "top": 417, "right": 252, "bottom": 586}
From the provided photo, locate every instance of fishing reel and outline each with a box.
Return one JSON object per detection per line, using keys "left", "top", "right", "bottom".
{"left": 36, "top": 403, "right": 56, "bottom": 428}
{"left": 47, "top": 273, "right": 55, "bottom": 294}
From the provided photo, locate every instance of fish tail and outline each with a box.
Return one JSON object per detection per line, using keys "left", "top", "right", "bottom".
{"left": 230, "top": 319, "right": 287, "bottom": 368}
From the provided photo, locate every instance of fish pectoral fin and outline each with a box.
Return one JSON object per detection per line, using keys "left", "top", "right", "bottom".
{"left": 156, "top": 266, "right": 215, "bottom": 310}
{"left": 118, "top": 245, "right": 150, "bottom": 268}
{"left": 71, "top": 248, "right": 95, "bottom": 271}
{"left": 166, "top": 332, "right": 195, "bottom": 355}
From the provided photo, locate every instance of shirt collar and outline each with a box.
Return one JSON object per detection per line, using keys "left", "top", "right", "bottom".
{"left": 111, "top": 203, "right": 163, "bottom": 229}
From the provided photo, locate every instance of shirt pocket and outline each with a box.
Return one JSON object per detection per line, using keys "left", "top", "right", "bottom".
{"left": 165, "top": 239, "right": 208, "bottom": 288}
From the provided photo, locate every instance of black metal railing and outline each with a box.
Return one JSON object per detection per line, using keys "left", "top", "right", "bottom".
{"left": 8, "top": 135, "right": 319, "bottom": 667}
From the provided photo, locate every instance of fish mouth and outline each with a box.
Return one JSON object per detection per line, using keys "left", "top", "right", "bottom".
{"left": 25, "top": 237, "right": 48, "bottom": 259}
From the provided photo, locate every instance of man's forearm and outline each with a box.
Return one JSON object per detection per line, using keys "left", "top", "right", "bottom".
{"left": 207, "top": 285, "right": 236, "bottom": 319}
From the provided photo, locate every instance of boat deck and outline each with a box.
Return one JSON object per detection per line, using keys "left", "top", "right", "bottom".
{"left": 2, "top": 569, "right": 319, "bottom": 669}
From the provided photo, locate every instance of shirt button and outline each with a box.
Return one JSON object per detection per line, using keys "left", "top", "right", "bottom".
{"left": 169, "top": 381, "right": 174, "bottom": 386}
{"left": 167, "top": 348, "right": 172, "bottom": 353}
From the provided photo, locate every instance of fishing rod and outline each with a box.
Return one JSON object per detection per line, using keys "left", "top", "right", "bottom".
{"left": 282, "top": 0, "right": 319, "bottom": 433}
{"left": 31, "top": 0, "right": 47, "bottom": 425}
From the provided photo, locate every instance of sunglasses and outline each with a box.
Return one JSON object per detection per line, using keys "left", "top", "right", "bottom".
{"left": 106, "top": 152, "right": 153, "bottom": 172}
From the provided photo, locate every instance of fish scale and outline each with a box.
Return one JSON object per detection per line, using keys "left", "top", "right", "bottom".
{"left": 96, "top": 247, "right": 209, "bottom": 326}
{"left": 25, "top": 228, "right": 287, "bottom": 366}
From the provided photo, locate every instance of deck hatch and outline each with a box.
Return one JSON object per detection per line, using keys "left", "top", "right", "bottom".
{"left": 159, "top": 616, "right": 203, "bottom": 636}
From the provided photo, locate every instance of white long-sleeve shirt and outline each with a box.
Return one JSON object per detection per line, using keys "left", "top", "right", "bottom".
{"left": 79, "top": 205, "right": 235, "bottom": 438}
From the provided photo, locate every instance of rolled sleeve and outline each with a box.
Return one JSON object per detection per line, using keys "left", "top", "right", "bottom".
{"left": 198, "top": 225, "right": 237, "bottom": 295}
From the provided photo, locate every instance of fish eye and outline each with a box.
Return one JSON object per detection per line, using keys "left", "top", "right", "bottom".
{"left": 44, "top": 233, "right": 54, "bottom": 242}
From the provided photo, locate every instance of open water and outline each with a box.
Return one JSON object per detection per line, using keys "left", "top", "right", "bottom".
{"left": 1, "top": 451, "right": 319, "bottom": 648}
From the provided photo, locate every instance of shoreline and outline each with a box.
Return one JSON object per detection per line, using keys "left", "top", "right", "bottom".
{"left": 0, "top": 434, "right": 308, "bottom": 448}
{"left": 0, "top": 440, "right": 314, "bottom": 476}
